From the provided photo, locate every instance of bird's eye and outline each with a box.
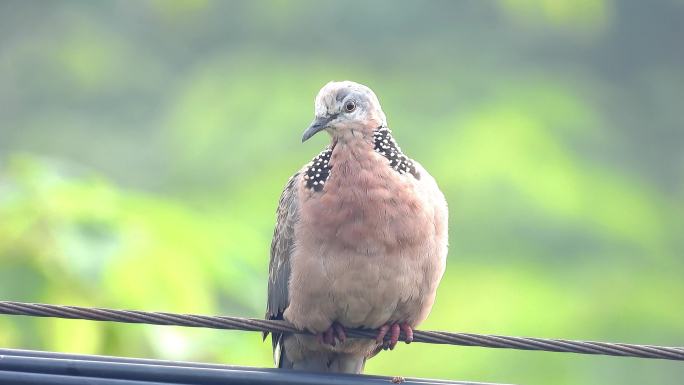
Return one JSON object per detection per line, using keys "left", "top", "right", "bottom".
{"left": 344, "top": 100, "right": 356, "bottom": 113}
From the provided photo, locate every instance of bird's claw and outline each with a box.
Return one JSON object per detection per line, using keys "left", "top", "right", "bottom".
{"left": 376, "top": 322, "right": 413, "bottom": 350}
{"left": 316, "top": 322, "right": 347, "bottom": 346}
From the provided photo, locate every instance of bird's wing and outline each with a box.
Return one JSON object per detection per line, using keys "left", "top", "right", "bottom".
{"left": 265, "top": 172, "right": 300, "bottom": 363}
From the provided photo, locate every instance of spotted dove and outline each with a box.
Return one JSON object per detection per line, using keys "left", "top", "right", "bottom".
{"left": 266, "top": 81, "right": 448, "bottom": 374}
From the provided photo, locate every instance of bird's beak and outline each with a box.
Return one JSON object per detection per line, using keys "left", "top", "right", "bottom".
{"left": 302, "top": 115, "right": 335, "bottom": 143}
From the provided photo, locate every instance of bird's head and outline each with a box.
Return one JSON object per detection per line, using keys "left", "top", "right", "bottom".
{"left": 301, "top": 81, "right": 387, "bottom": 143}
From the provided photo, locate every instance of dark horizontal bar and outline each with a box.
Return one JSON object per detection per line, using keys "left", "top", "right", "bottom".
{"left": 0, "top": 348, "right": 505, "bottom": 385}
{"left": 0, "top": 348, "right": 245, "bottom": 371}
{"left": 0, "top": 370, "right": 175, "bottom": 385}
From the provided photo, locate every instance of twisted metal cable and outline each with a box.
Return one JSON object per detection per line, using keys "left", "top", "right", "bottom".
{"left": 1, "top": 300, "right": 682, "bottom": 361}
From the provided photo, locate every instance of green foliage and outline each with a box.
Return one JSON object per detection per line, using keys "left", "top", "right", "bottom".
{"left": 0, "top": 1, "right": 683, "bottom": 384}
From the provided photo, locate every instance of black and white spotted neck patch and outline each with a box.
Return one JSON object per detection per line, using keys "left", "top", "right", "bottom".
{"left": 373, "top": 127, "right": 419, "bottom": 178}
{"left": 304, "top": 129, "right": 418, "bottom": 192}
{"left": 304, "top": 147, "right": 332, "bottom": 191}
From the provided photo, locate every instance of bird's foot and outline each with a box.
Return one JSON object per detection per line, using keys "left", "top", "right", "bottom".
{"left": 376, "top": 322, "right": 413, "bottom": 350}
{"left": 315, "top": 322, "right": 347, "bottom": 346}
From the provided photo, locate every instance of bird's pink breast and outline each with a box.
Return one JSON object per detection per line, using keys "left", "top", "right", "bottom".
{"left": 300, "top": 140, "right": 432, "bottom": 256}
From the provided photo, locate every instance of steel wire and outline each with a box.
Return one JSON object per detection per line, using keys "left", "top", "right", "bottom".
{"left": 0, "top": 300, "right": 682, "bottom": 361}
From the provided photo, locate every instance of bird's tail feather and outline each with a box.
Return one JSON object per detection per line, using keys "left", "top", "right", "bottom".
{"left": 276, "top": 337, "right": 366, "bottom": 374}
{"left": 281, "top": 352, "right": 366, "bottom": 374}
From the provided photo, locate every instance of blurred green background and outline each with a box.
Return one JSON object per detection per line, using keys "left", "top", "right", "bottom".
{"left": 1, "top": 1, "right": 683, "bottom": 384}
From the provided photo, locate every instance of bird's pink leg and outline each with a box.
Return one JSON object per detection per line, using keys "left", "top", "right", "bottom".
{"left": 375, "top": 324, "right": 389, "bottom": 342}
{"left": 316, "top": 322, "right": 347, "bottom": 346}
{"left": 333, "top": 322, "right": 347, "bottom": 343}
{"left": 400, "top": 322, "right": 414, "bottom": 344}
{"left": 388, "top": 324, "right": 401, "bottom": 349}
{"left": 316, "top": 327, "right": 334, "bottom": 346}
{"left": 376, "top": 322, "right": 414, "bottom": 350}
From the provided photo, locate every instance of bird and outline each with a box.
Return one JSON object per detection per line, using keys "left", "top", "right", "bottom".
{"left": 266, "top": 81, "right": 448, "bottom": 374}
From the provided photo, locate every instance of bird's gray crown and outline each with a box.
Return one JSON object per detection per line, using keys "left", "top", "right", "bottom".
{"left": 302, "top": 81, "right": 387, "bottom": 142}
{"left": 314, "top": 81, "right": 386, "bottom": 124}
